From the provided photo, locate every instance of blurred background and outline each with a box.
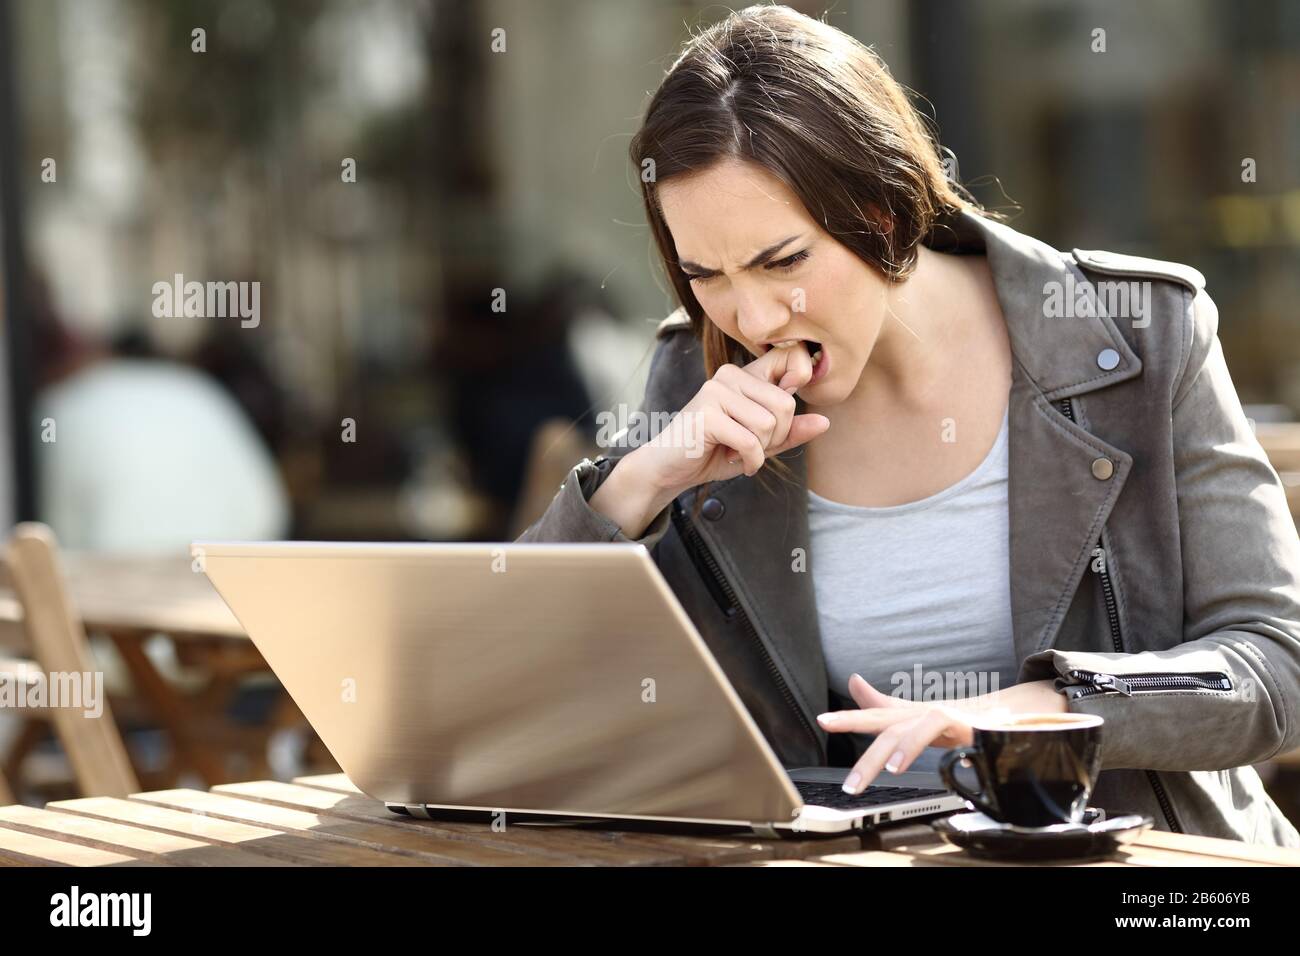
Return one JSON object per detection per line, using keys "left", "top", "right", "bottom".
{"left": 0, "top": 0, "right": 1298, "bottom": 818}
{"left": 2, "top": 0, "right": 1299, "bottom": 545}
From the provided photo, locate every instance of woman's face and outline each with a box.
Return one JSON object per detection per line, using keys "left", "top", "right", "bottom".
{"left": 657, "top": 157, "right": 892, "bottom": 407}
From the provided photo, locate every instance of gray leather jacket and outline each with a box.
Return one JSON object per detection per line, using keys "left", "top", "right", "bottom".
{"left": 518, "top": 207, "right": 1300, "bottom": 848}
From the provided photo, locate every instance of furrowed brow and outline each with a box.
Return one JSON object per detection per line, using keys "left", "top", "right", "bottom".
{"left": 679, "top": 234, "right": 802, "bottom": 275}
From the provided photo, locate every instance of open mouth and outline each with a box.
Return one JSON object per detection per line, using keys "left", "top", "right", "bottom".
{"left": 764, "top": 338, "right": 819, "bottom": 356}
{"left": 764, "top": 338, "right": 828, "bottom": 383}
{"left": 807, "top": 341, "right": 827, "bottom": 382}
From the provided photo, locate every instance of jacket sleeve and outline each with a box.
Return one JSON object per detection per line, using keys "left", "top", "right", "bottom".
{"left": 1022, "top": 287, "right": 1300, "bottom": 772}
{"left": 513, "top": 334, "right": 678, "bottom": 550}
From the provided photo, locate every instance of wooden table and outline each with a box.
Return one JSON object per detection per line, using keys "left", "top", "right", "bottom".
{"left": 0, "top": 773, "right": 1295, "bottom": 867}
{"left": 64, "top": 552, "right": 277, "bottom": 785}
{"left": 58, "top": 551, "right": 244, "bottom": 639}
{"left": 0, "top": 551, "right": 243, "bottom": 640}
{"left": 0, "top": 550, "right": 245, "bottom": 643}
{"left": 0, "top": 552, "right": 297, "bottom": 787}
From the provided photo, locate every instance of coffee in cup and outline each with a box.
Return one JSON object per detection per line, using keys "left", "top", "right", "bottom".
{"left": 938, "top": 712, "right": 1104, "bottom": 827}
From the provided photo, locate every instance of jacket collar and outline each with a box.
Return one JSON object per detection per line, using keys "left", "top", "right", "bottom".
{"left": 929, "top": 208, "right": 1142, "bottom": 397}
{"left": 678, "top": 207, "right": 1141, "bottom": 752}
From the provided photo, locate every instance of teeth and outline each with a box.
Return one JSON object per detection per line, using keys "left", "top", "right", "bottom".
{"left": 770, "top": 340, "right": 799, "bottom": 349}
{"left": 810, "top": 349, "right": 822, "bottom": 364}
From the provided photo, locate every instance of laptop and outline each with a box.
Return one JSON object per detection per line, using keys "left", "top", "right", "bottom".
{"left": 194, "top": 540, "right": 966, "bottom": 836}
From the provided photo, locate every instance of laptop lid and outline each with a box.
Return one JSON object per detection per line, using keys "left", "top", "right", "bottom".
{"left": 194, "top": 541, "right": 803, "bottom": 826}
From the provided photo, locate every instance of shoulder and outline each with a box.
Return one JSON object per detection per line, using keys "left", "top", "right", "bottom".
{"left": 1069, "top": 248, "right": 1215, "bottom": 407}
{"left": 1069, "top": 247, "right": 1206, "bottom": 296}
{"left": 645, "top": 307, "right": 705, "bottom": 414}
{"left": 655, "top": 306, "right": 693, "bottom": 340}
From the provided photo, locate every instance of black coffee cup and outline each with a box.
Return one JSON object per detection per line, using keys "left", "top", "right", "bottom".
{"left": 938, "top": 712, "right": 1104, "bottom": 827}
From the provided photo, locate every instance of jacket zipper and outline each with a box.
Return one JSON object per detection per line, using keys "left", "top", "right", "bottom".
{"left": 1062, "top": 668, "right": 1233, "bottom": 699}
{"left": 670, "top": 498, "right": 824, "bottom": 762}
{"left": 1055, "top": 396, "right": 1187, "bottom": 833}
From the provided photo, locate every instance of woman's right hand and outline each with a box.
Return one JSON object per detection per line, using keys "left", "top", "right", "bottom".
{"left": 622, "top": 342, "right": 832, "bottom": 500}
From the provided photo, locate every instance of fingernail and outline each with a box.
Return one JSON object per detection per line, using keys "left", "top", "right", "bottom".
{"left": 842, "top": 771, "right": 862, "bottom": 794}
{"left": 885, "top": 749, "right": 906, "bottom": 773}
{"left": 816, "top": 712, "right": 838, "bottom": 725}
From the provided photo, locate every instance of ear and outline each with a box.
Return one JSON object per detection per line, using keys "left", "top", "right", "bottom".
{"left": 867, "top": 204, "right": 894, "bottom": 236}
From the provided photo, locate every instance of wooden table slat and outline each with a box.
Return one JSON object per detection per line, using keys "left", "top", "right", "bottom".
{"left": 132, "top": 788, "right": 574, "bottom": 866}
{"left": 0, "top": 804, "right": 291, "bottom": 867}
{"left": 49, "top": 797, "right": 433, "bottom": 868}
{"left": 0, "top": 822, "right": 161, "bottom": 867}
{"left": 292, "top": 773, "right": 363, "bottom": 794}
{"left": 1133, "top": 828, "right": 1300, "bottom": 865}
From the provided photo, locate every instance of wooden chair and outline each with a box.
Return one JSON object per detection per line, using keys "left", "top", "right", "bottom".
{"left": 1257, "top": 423, "right": 1300, "bottom": 524}
{"left": 0, "top": 655, "right": 39, "bottom": 806}
{"left": 1256, "top": 422, "right": 1300, "bottom": 473}
{"left": 0, "top": 653, "right": 50, "bottom": 804}
{"left": 1, "top": 523, "right": 139, "bottom": 798}
{"left": 1253, "top": 425, "right": 1300, "bottom": 767}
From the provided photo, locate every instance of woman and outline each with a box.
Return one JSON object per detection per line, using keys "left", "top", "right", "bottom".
{"left": 519, "top": 5, "right": 1300, "bottom": 846}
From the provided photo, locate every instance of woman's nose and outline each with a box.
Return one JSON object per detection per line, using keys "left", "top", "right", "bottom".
{"left": 735, "top": 293, "right": 790, "bottom": 345}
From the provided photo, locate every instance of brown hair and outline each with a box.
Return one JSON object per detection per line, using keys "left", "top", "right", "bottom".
{"left": 628, "top": 4, "right": 996, "bottom": 516}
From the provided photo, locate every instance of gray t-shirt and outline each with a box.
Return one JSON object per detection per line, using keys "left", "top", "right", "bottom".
{"left": 808, "top": 406, "right": 1017, "bottom": 705}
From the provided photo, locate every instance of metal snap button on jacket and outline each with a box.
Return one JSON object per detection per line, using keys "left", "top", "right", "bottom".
{"left": 1091, "top": 457, "right": 1114, "bottom": 480}
{"left": 701, "top": 497, "right": 725, "bottom": 520}
{"left": 1097, "top": 348, "right": 1120, "bottom": 370}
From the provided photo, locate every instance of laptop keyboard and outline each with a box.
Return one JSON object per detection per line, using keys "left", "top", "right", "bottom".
{"left": 795, "top": 780, "right": 946, "bottom": 811}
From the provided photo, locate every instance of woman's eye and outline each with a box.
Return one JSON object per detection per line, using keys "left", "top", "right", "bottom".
{"left": 767, "top": 250, "right": 809, "bottom": 272}
{"left": 685, "top": 250, "right": 806, "bottom": 284}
